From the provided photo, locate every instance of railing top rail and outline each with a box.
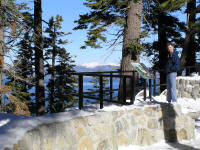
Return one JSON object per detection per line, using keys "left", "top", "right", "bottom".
{"left": 71, "top": 70, "right": 137, "bottom": 74}
{"left": 71, "top": 72, "right": 134, "bottom": 78}
{"left": 184, "top": 65, "right": 200, "bottom": 68}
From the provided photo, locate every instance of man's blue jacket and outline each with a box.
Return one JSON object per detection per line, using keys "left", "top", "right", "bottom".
{"left": 165, "top": 50, "right": 180, "bottom": 73}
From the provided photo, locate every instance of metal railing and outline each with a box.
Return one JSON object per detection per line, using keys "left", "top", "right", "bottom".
{"left": 72, "top": 71, "right": 136, "bottom": 109}
{"left": 71, "top": 65, "right": 200, "bottom": 109}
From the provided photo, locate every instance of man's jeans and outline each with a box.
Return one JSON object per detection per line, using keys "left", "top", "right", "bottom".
{"left": 166, "top": 72, "right": 177, "bottom": 102}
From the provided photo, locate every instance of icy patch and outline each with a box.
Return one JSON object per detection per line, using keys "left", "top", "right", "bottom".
{"left": 176, "top": 76, "right": 200, "bottom": 81}
{"left": 177, "top": 98, "right": 200, "bottom": 114}
{"left": 0, "top": 119, "right": 10, "bottom": 127}
{"left": 190, "top": 72, "right": 199, "bottom": 77}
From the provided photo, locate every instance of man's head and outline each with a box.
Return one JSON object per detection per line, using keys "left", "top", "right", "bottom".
{"left": 167, "top": 42, "right": 174, "bottom": 53}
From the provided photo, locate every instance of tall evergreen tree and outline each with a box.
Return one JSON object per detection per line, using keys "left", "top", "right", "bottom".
{"left": 34, "top": 0, "right": 45, "bottom": 115}
{"left": 44, "top": 15, "right": 77, "bottom": 113}
{"left": 74, "top": 0, "right": 143, "bottom": 100}
{"left": 181, "top": 0, "right": 197, "bottom": 74}
{"left": 143, "top": 0, "right": 185, "bottom": 91}
{"left": 53, "top": 49, "right": 77, "bottom": 112}
{"left": 15, "top": 12, "right": 35, "bottom": 113}
{"left": 88, "top": 69, "right": 110, "bottom": 100}
{"left": 0, "top": 0, "right": 31, "bottom": 113}
{"left": 159, "top": 0, "right": 200, "bottom": 74}
{"left": 0, "top": 0, "right": 5, "bottom": 103}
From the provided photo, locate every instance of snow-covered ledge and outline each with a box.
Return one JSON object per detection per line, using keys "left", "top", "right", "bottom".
{"left": 177, "top": 76, "right": 200, "bottom": 99}
{"left": 3, "top": 104, "right": 195, "bottom": 150}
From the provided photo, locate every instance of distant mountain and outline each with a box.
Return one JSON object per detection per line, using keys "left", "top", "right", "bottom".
{"left": 74, "top": 62, "right": 120, "bottom": 72}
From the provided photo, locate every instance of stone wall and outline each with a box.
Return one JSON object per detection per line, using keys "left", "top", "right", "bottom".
{"left": 5, "top": 104, "right": 195, "bottom": 150}
{"left": 177, "top": 76, "right": 200, "bottom": 99}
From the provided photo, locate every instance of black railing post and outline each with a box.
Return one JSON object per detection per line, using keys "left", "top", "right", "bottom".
{"left": 99, "top": 75, "right": 103, "bottom": 109}
{"left": 123, "top": 77, "right": 126, "bottom": 104}
{"left": 79, "top": 75, "right": 83, "bottom": 110}
{"left": 144, "top": 79, "right": 147, "bottom": 101}
{"left": 189, "top": 67, "right": 191, "bottom": 75}
{"left": 130, "top": 71, "right": 135, "bottom": 104}
{"left": 149, "top": 79, "right": 152, "bottom": 101}
{"left": 153, "top": 71, "right": 156, "bottom": 96}
{"left": 110, "top": 73, "right": 113, "bottom": 101}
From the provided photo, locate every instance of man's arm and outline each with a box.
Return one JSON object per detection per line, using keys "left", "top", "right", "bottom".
{"left": 170, "top": 51, "right": 180, "bottom": 72}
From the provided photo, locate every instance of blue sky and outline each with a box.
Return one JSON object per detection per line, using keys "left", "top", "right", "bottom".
{"left": 37, "top": 0, "right": 186, "bottom": 67}
{"left": 42, "top": 0, "right": 122, "bottom": 65}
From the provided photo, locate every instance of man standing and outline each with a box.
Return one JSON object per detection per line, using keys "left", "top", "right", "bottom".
{"left": 165, "top": 43, "right": 180, "bottom": 103}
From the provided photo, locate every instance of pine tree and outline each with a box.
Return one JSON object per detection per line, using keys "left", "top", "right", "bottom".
{"left": 88, "top": 69, "right": 110, "bottom": 101}
{"left": 44, "top": 15, "right": 77, "bottom": 113}
{"left": 181, "top": 0, "right": 197, "bottom": 74}
{"left": 142, "top": 0, "right": 185, "bottom": 91}
{"left": 53, "top": 49, "right": 77, "bottom": 112}
{"left": 0, "top": 0, "right": 5, "bottom": 103}
{"left": 74, "top": 0, "right": 143, "bottom": 100}
{"left": 0, "top": 0, "right": 32, "bottom": 114}
{"left": 4, "top": 67, "right": 31, "bottom": 116}
{"left": 34, "top": 0, "right": 45, "bottom": 115}
{"left": 159, "top": 0, "right": 200, "bottom": 74}
{"left": 14, "top": 12, "right": 35, "bottom": 113}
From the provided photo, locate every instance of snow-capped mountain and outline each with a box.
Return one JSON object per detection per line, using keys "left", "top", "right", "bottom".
{"left": 74, "top": 62, "right": 120, "bottom": 72}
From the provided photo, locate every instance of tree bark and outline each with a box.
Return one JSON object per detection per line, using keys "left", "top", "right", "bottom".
{"left": 50, "top": 24, "right": 56, "bottom": 113}
{"left": 0, "top": 0, "right": 5, "bottom": 105}
{"left": 180, "top": 0, "right": 196, "bottom": 75}
{"left": 34, "top": 0, "right": 45, "bottom": 115}
{"left": 118, "top": 0, "right": 142, "bottom": 101}
{"left": 158, "top": 11, "right": 168, "bottom": 92}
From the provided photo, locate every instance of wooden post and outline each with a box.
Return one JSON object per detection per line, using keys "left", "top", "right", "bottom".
{"left": 99, "top": 75, "right": 103, "bottom": 109}
{"left": 79, "top": 75, "right": 83, "bottom": 109}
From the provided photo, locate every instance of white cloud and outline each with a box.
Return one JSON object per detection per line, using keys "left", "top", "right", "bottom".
{"left": 78, "top": 62, "right": 120, "bottom": 68}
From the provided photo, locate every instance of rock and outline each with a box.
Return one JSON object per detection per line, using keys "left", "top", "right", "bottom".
{"left": 115, "top": 120, "right": 123, "bottom": 133}
{"left": 97, "top": 140, "right": 110, "bottom": 150}
{"left": 144, "top": 107, "right": 157, "bottom": 117}
{"left": 187, "top": 111, "right": 200, "bottom": 119}
{"left": 117, "top": 132, "right": 131, "bottom": 146}
{"left": 177, "top": 129, "right": 188, "bottom": 141}
{"left": 138, "top": 116, "right": 147, "bottom": 128}
{"left": 78, "top": 137, "right": 94, "bottom": 150}
{"left": 136, "top": 128, "right": 152, "bottom": 146}
{"left": 148, "top": 119, "right": 158, "bottom": 129}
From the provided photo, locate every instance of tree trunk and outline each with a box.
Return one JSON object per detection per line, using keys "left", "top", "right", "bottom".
{"left": 118, "top": 0, "right": 142, "bottom": 101}
{"left": 50, "top": 25, "right": 56, "bottom": 113}
{"left": 180, "top": 0, "right": 196, "bottom": 75}
{"left": 34, "top": 0, "right": 45, "bottom": 115}
{"left": 158, "top": 11, "right": 168, "bottom": 92}
{"left": 0, "top": 0, "right": 5, "bottom": 104}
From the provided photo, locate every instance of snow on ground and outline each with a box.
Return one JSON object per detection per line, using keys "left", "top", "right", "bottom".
{"left": 152, "top": 96, "right": 200, "bottom": 114}
{"left": 177, "top": 75, "right": 200, "bottom": 80}
{"left": 0, "top": 93, "right": 200, "bottom": 150}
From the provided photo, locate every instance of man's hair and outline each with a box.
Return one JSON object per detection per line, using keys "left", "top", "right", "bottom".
{"left": 167, "top": 42, "right": 174, "bottom": 47}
